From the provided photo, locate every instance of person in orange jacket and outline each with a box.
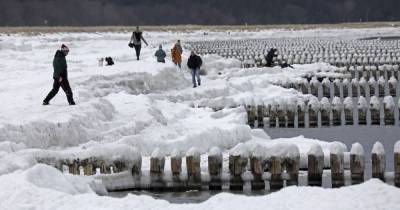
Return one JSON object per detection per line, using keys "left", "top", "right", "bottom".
{"left": 171, "top": 40, "right": 183, "bottom": 68}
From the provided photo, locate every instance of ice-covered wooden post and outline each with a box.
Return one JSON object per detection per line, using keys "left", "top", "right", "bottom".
{"left": 208, "top": 147, "right": 223, "bottom": 190}
{"left": 186, "top": 147, "right": 201, "bottom": 190}
{"left": 277, "top": 102, "right": 287, "bottom": 128}
{"left": 389, "top": 76, "right": 397, "bottom": 97}
{"left": 286, "top": 99, "right": 296, "bottom": 128}
{"left": 129, "top": 147, "right": 142, "bottom": 180}
{"left": 310, "top": 77, "right": 320, "bottom": 98}
{"left": 307, "top": 96, "right": 320, "bottom": 128}
{"left": 322, "top": 78, "right": 331, "bottom": 98}
{"left": 342, "top": 78, "right": 350, "bottom": 98}
{"left": 68, "top": 159, "right": 79, "bottom": 175}
{"left": 350, "top": 143, "right": 365, "bottom": 184}
{"left": 246, "top": 102, "right": 256, "bottom": 128}
{"left": 251, "top": 148, "right": 265, "bottom": 190}
{"left": 307, "top": 144, "right": 324, "bottom": 186}
{"left": 333, "top": 79, "right": 341, "bottom": 97}
{"left": 368, "top": 77, "right": 377, "bottom": 97}
{"left": 332, "top": 97, "right": 343, "bottom": 126}
{"left": 343, "top": 97, "right": 354, "bottom": 125}
{"left": 359, "top": 77, "right": 367, "bottom": 97}
{"left": 170, "top": 149, "right": 183, "bottom": 190}
{"left": 351, "top": 78, "right": 359, "bottom": 98}
{"left": 299, "top": 78, "right": 309, "bottom": 94}
{"left": 383, "top": 96, "right": 395, "bottom": 125}
{"left": 150, "top": 148, "right": 165, "bottom": 190}
{"left": 270, "top": 156, "right": 283, "bottom": 190}
{"left": 257, "top": 103, "right": 265, "bottom": 128}
{"left": 371, "top": 142, "right": 385, "bottom": 182}
{"left": 296, "top": 99, "right": 306, "bottom": 128}
{"left": 320, "top": 97, "right": 331, "bottom": 126}
{"left": 394, "top": 141, "right": 400, "bottom": 187}
{"left": 285, "top": 145, "right": 300, "bottom": 186}
{"left": 81, "top": 158, "right": 95, "bottom": 176}
{"left": 370, "top": 96, "right": 381, "bottom": 125}
{"left": 229, "top": 143, "right": 249, "bottom": 191}
{"left": 330, "top": 142, "right": 345, "bottom": 188}
{"left": 358, "top": 96, "right": 368, "bottom": 125}
{"left": 269, "top": 103, "right": 278, "bottom": 128}
{"left": 378, "top": 76, "right": 386, "bottom": 97}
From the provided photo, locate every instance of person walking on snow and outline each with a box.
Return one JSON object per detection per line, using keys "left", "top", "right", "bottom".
{"left": 187, "top": 51, "right": 202, "bottom": 88}
{"left": 155, "top": 44, "right": 166, "bottom": 63}
{"left": 43, "top": 44, "right": 76, "bottom": 105}
{"left": 171, "top": 40, "right": 183, "bottom": 68}
{"left": 129, "top": 26, "right": 148, "bottom": 60}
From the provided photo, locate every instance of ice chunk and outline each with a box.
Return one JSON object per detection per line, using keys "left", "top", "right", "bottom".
{"left": 343, "top": 97, "right": 353, "bottom": 109}
{"left": 370, "top": 96, "right": 380, "bottom": 110}
{"left": 308, "top": 144, "right": 324, "bottom": 157}
{"left": 209, "top": 147, "right": 222, "bottom": 157}
{"left": 394, "top": 141, "right": 400, "bottom": 154}
{"left": 186, "top": 147, "right": 200, "bottom": 157}
{"left": 358, "top": 96, "right": 368, "bottom": 110}
{"left": 332, "top": 96, "right": 343, "bottom": 110}
{"left": 372, "top": 142, "right": 385, "bottom": 155}
{"left": 151, "top": 148, "right": 164, "bottom": 159}
{"left": 330, "top": 142, "right": 346, "bottom": 155}
{"left": 320, "top": 97, "right": 331, "bottom": 110}
{"left": 229, "top": 143, "right": 249, "bottom": 158}
{"left": 350, "top": 143, "right": 364, "bottom": 156}
{"left": 384, "top": 96, "right": 395, "bottom": 110}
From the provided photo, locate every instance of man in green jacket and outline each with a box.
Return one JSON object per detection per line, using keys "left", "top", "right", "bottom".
{"left": 43, "top": 44, "right": 76, "bottom": 105}
{"left": 154, "top": 44, "right": 166, "bottom": 63}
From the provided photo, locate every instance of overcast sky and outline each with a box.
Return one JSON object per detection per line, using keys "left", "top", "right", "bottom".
{"left": 0, "top": 0, "right": 398, "bottom": 26}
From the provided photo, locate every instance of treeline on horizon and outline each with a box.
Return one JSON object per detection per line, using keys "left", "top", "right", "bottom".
{"left": 0, "top": 0, "right": 398, "bottom": 26}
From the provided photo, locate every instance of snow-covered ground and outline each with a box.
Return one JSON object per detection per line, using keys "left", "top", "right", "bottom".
{"left": 1, "top": 27, "right": 400, "bottom": 209}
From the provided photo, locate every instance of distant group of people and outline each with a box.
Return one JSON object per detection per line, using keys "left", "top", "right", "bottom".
{"left": 43, "top": 26, "right": 204, "bottom": 106}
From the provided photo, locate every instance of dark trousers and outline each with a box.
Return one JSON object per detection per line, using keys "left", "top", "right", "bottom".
{"left": 43, "top": 78, "right": 74, "bottom": 104}
{"left": 134, "top": 44, "right": 141, "bottom": 60}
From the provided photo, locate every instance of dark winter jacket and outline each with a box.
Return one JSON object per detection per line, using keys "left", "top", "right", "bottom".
{"left": 131, "top": 31, "right": 148, "bottom": 46}
{"left": 187, "top": 54, "right": 202, "bottom": 69}
{"left": 155, "top": 49, "right": 166, "bottom": 62}
{"left": 53, "top": 50, "right": 67, "bottom": 78}
{"left": 265, "top": 48, "right": 278, "bottom": 67}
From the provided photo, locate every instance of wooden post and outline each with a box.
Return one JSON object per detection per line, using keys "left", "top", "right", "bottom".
{"left": 297, "top": 102, "right": 305, "bottom": 128}
{"left": 320, "top": 97, "right": 331, "bottom": 127}
{"left": 394, "top": 141, "right": 400, "bottom": 187}
{"left": 332, "top": 97, "right": 342, "bottom": 126}
{"left": 250, "top": 154, "right": 265, "bottom": 190}
{"left": 350, "top": 143, "right": 365, "bottom": 185}
{"left": 371, "top": 142, "right": 385, "bottom": 182}
{"left": 330, "top": 143, "right": 345, "bottom": 188}
{"left": 229, "top": 144, "right": 248, "bottom": 191}
{"left": 285, "top": 154, "right": 300, "bottom": 186}
{"left": 307, "top": 98, "right": 319, "bottom": 128}
{"left": 269, "top": 104, "right": 277, "bottom": 128}
{"left": 270, "top": 156, "right": 283, "bottom": 190}
{"left": 186, "top": 147, "right": 201, "bottom": 190}
{"left": 171, "top": 149, "right": 183, "bottom": 191}
{"left": 383, "top": 96, "right": 395, "bottom": 125}
{"left": 257, "top": 104, "right": 265, "bottom": 128}
{"left": 370, "top": 96, "right": 381, "bottom": 126}
{"left": 208, "top": 147, "right": 223, "bottom": 190}
{"left": 246, "top": 105, "right": 256, "bottom": 128}
{"left": 68, "top": 159, "right": 79, "bottom": 175}
{"left": 358, "top": 96, "right": 368, "bottom": 125}
{"left": 150, "top": 148, "right": 166, "bottom": 191}
{"left": 308, "top": 145, "right": 324, "bottom": 186}
{"left": 344, "top": 97, "right": 353, "bottom": 125}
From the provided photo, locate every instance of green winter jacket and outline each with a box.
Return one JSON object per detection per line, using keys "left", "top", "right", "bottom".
{"left": 53, "top": 50, "right": 67, "bottom": 78}
{"left": 155, "top": 49, "right": 166, "bottom": 62}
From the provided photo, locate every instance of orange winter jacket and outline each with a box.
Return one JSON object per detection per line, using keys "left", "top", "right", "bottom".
{"left": 171, "top": 44, "right": 182, "bottom": 64}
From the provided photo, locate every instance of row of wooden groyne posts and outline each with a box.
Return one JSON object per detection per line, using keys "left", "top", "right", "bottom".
{"left": 244, "top": 95, "right": 399, "bottom": 128}
{"left": 285, "top": 75, "right": 399, "bottom": 99}
{"left": 38, "top": 141, "right": 400, "bottom": 192}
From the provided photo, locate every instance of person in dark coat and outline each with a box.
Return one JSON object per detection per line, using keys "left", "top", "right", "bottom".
{"left": 265, "top": 48, "right": 278, "bottom": 67}
{"left": 129, "top": 26, "right": 148, "bottom": 60}
{"left": 187, "top": 51, "right": 202, "bottom": 88}
{"left": 43, "top": 44, "right": 75, "bottom": 105}
{"left": 155, "top": 44, "right": 166, "bottom": 63}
